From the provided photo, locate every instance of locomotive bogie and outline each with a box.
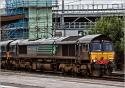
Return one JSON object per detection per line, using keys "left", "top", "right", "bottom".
{"left": 59, "top": 64, "right": 89, "bottom": 74}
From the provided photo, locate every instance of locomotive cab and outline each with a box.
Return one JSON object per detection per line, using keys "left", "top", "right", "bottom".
{"left": 90, "top": 40, "right": 114, "bottom": 64}
{"left": 90, "top": 38, "right": 115, "bottom": 76}
{"left": 78, "top": 34, "right": 115, "bottom": 76}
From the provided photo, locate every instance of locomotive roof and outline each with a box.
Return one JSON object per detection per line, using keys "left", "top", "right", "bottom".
{"left": 7, "top": 34, "right": 108, "bottom": 45}
{"left": 78, "top": 34, "right": 104, "bottom": 43}
{"left": 30, "top": 37, "right": 68, "bottom": 45}
{"left": 13, "top": 37, "right": 68, "bottom": 45}
{"left": 0, "top": 40, "right": 13, "bottom": 46}
{"left": 56, "top": 34, "right": 104, "bottom": 44}
{"left": 10, "top": 39, "right": 29, "bottom": 45}
{"left": 56, "top": 36, "right": 82, "bottom": 44}
{"left": 62, "top": 36, "right": 82, "bottom": 41}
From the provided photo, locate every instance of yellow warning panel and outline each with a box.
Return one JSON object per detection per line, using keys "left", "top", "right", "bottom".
{"left": 90, "top": 52, "right": 115, "bottom": 61}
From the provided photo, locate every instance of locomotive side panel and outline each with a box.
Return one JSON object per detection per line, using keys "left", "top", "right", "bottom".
{"left": 0, "top": 46, "right": 1, "bottom": 58}
{"left": 55, "top": 45, "right": 62, "bottom": 56}
{"left": 79, "top": 44, "right": 89, "bottom": 60}
{"left": 27, "top": 45, "right": 37, "bottom": 56}
{"left": 62, "top": 44, "right": 76, "bottom": 56}
{"left": 19, "top": 45, "right": 27, "bottom": 54}
{"left": 37, "top": 45, "right": 55, "bottom": 56}
{"left": 9, "top": 45, "right": 17, "bottom": 57}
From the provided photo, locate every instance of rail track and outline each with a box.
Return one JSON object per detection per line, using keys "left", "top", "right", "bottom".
{"left": 90, "top": 74, "right": 124, "bottom": 82}
{"left": 1, "top": 69, "right": 124, "bottom": 82}
{"left": 0, "top": 70, "right": 124, "bottom": 88}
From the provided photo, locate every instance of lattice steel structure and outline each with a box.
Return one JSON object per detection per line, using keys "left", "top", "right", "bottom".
{"left": 1, "top": 0, "right": 58, "bottom": 40}
{"left": 53, "top": 1, "right": 125, "bottom": 36}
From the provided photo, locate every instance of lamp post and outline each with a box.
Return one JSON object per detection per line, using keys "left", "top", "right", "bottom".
{"left": 61, "top": 0, "right": 65, "bottom": 36}
{"left": 92, "top": 0, "right": 94, "bottom": 13}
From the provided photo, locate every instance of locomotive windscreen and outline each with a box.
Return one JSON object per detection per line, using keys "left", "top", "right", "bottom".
{"left": 91, "top": 42, "right": 101, "bottom": 51}
{"left": 91, "top": 40, "right": 113, "bottom": 51}
{"left": 102, "top": 41, "right": 113, "bottom": 51}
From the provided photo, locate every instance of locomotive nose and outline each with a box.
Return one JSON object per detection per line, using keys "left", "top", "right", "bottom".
{"left": 96, "top": 57, "right": 109, "bottom": 64}
{"left": 100, "top": 57, "right": 104, "bottom": 60}
{"left": 91, "top": 52, "right": 114, "bottom": 64}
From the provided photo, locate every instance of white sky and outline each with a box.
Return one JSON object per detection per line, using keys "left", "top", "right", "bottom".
{"left": 0, "top": 0, "right": 124, "bottom": 8}
{"left": 0, "top": 0, "right": 5, "bottom": 8}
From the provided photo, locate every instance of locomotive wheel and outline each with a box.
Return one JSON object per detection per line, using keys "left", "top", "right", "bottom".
{"left": 60, "top": 68, "right": 65, "bottom": 73}
{"left": 106, "top": 64, "right": 113, "bottom": 76}
{"left": 91, "top": 69, "right": 101, "bottom": 77}
{"left": 91, "top": 64, "right": 102, "bottom": 77}
{"left": 81, "top": 69, "right": 88, "bottom": 77}
{"left": 1, "top": 63, "right": 5, "bottom": 69}
{"left": 106, "top": 69, "right": 112, "bottom": 76}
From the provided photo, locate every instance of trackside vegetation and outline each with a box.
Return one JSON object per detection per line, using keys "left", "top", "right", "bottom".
{"left": 89, "top": 16, "right": 124, "bottom": 70}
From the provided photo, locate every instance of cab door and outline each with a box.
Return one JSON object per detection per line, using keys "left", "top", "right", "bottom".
{"left": 79, "top": 44, "right": 89, "bottom": 60}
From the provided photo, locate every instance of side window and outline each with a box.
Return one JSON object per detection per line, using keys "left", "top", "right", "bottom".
{"left": 19, "top": 45, "right": 27, "bottom": 54}
{"left": 10, "top": 46, "right": 15, "bottom": 52}
{"left": 82, "top": 44, "right": 88, "bottom": 52}
{"left": 1, "top": 46, "right": 6, "bottom": 51}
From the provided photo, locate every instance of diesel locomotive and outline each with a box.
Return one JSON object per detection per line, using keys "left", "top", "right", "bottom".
{"left": 0, "top": 34, "right": 115, "bottom": 76}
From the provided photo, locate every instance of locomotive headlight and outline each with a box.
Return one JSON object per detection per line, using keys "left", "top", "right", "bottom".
{"left": 109, "top": 59, "right": 113, "bottom": 62}
{"left": 93, "top": 60, "right": 97, "bottom": 62}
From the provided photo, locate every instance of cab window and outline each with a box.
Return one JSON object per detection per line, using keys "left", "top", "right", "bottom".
{"left": 82, "top": 44, "right": 88, "bottom": 52}
{"left": 91, "top": 43, "right": 101, "bottom": 51}
{"left": 103, "top": 42, "right": 113, "bottom": 51}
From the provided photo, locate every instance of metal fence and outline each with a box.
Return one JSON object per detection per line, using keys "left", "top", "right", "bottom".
{"left": 55, "top": 3, "right": 125, "bottom": 14}
{"left": 53, "top": 22, "right": 96, "bottom": 30}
